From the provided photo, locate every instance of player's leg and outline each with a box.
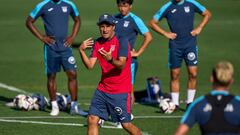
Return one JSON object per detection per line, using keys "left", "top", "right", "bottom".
{"left": 62, "top": 49, "right": 87, "bottom": 116}
{"left": 186, "top": 66, "right": 197, "bottom": 104}
{"left": 87, "top": 115, "right": 100, "bottom": 135}
{"left": 131, "top": 58, "right": 138, "bottom": 106}
{"left": 170, "top": 68, "right": 181, "bottom": 107}
{"left": 122, "top": 122, "right": 142, "bottom": 135}
{"left": 66, "top": 70, "right": 78, "bottom": 101}
{"left": 108, "top": 92, "right": 141, "bottom": 134}
{"left": 184, "top": 45, "right": 198, "bottom": 106}
{"left": 88, "top": 90, "right": 109, "bottom": 134}
{"left": 44, "top": 46, "right": 61, "bottom": 116}
{"left": 169, "top": 47, "right": 183, "bottom": 107}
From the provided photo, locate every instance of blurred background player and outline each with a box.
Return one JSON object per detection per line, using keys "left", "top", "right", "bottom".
{"left": 114, "top": 0, "right": 152, "bottom": 105}
{"left": 175, "top": 61, "right": 240, "bottom": 135}
{"left": 149, "top": 0, "right": 211, "bottom": 109}
{"left": 79, "top": 14, "right": 142, "bottom": 135}
{"left": 26, "top": 0, "right": 87, "bottom": 116}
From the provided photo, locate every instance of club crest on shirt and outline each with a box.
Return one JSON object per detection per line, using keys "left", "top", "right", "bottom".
{"left": 62, "top": 6, "right": 68, "bottom": 13}
{"left": 123, "top": 21, "right": 130, "bottom": 27}
{"left": 184, "top": 6, "right": 190, "bottom": 13}
{"left": 110, "top": 45, "right": 116, "bottom": 52}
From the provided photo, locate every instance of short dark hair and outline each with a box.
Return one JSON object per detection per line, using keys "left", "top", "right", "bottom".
{"left": 116, "top": 0, "right": 133, "bottom": 5}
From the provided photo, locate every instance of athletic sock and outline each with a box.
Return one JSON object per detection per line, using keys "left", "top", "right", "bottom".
{"left": 71, "top": 101, "right": 78, "bottom": 108}
{"left": 187, "top": 89, "right": 196, "bottom": 104}
{"left": 171, "top": 92, "right": 179, "bottom": 106}
{"left": 51, "top": 100, "right": 58, "bottom": 108}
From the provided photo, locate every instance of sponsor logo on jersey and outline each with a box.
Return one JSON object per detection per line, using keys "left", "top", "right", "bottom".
{"left": 224, "top": 104, "right": 234, "bottom": 112}
{"left": 62, "top": 6, "right": 68, "bottom": 13}
{"left": 123, "top": 21, "right": 130, "bottom": 27}
{"left": 171, "top": 9, "right": 177, "bottom": 13}
{"left": 203, "top": 103, "right": 212, "bottom": 112}
{"left": 68, "top": 56, "right": 76, "bottom": 64}
{"left": 184, "top": 6, "right": 190, "bottom": 13}
{"left": 48, "top": 8, "right": 54, "bottom": 12}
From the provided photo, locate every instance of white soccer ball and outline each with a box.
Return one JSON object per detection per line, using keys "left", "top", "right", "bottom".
{"left": 159, "top": 98, "right": 176, "bottom": 114}
{"left": 13, "top": 94, "right": 34, "bottom": 111}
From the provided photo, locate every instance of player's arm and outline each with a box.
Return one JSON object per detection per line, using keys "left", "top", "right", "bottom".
{"left": 132, "top": 31, "right": 152, "bottom": 57}
{"left": 149, "top": 19, "right": 177, "bottom": 40}
{"left": 174, "top": 124, "right": 190, "bottom": 135}
{"left": 79, "top": 38, "right": 97, "bottom": 69}
{"left": 191, "top": 9, "right": 211, "bottom": 36}
{"left": 64, "top": 16, "right": 80, "bottom": 47}
{"left": 25, "top": 16, "right": 55, "bottom": 45}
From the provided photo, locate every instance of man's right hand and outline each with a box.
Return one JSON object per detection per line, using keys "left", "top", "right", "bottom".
{"left": 40, "top": 36, "right": 55, "bottom": 45}
{"left": 163, "top": 32, "right": 177, "bottom": 40}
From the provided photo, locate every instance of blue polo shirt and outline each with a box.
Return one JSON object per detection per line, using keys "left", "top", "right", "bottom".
{"left": 153, "top": 0, "right": 206, "bottom": 47}
{"left": 29, "top": 0, "right": 79, "bottom": 51}
{"left": 114, "top": 12, "right": 149, "bottom": 50}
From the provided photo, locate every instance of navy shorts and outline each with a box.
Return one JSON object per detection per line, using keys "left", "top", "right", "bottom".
{"left": 168, "top": 45, "right": 198, "bottom": 69}
{"left": 44, "top": 46, "right": 77, "bottom": 74}
{"left": 89, "top": 90, "right": 132, "bottom": 123}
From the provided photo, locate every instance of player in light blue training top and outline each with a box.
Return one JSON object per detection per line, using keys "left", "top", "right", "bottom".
{"left": 26, "top": 0, "right": 87, "bottom": 116}
{"left": 175, "top": 61, "right": 240, "bottom": 135}
{"left": 114, "top": 0, "right": 152, "bottom": 105}
{"left": 149, "top": 0, "right": 211, "bottom": 109}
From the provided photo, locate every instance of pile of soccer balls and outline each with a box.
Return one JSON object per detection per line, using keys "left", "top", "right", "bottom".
{"left": 7, "top": 93, "right": 70, "bottom": 111}
{"left": 159, "top": 98, "right": 176, "bottom": 114}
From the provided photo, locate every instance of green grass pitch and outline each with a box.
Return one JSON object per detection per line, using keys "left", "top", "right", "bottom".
{"left": 0, "top": 0, "right": 240, "bottom": 134}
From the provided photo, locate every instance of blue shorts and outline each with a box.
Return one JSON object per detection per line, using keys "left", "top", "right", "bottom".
{"left": 44, "top": 45, "right": 77, "bottom": 74}
{"left": 89, "top": 90, "right": 132, "bottom": 123}
{"left": 131, "top": 57, "right": 138, "bottom": 85}
{"left": 168, "top": 45, "right": 198, "bottom": 69}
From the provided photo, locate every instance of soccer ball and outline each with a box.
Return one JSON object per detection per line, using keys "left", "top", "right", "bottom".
{"left": 159, "top": 98, "right": 176, "bottom": 114}
{"left": 56, "top": 93, "right": 71, "bottom": 111}
{"left": 13, "top": 94, "right": 34, "bottom": 111}
{"left": 31, "top": 94, "right": 49, "bottom": 111}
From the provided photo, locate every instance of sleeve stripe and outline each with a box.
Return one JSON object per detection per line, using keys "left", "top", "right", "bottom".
{"left": 235, "top": 96, "right": 240, "bottom": 101}
{"left": 187, "top": 0, "right": 206, "bottom": 12}
{"left": 180, "top": 96, "right": 205, "bottom": 124}
{"left": 153, "top": 1, "right": 172, "bottom": 21}
{"left": 63, "top": 0, "right": 79, "bottom": 16}
{"left": 129, "top": 13, "right": 149, "bottom": 35}
{"left": 30, "top": 0, "right": 50, "bottom": 19}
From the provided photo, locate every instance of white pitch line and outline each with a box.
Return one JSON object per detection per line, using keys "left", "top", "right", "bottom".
{"left": 135, "top": 115, "right": 182, "bottom": 119}
{"left": 0, "top": 115, "right": 182, "bottom": 120}
{"left": 0, "top": 116, "right": 84, "bottom": 119}
{"left": 0, "top": 82, "right": 30, "bottom": 94}
{"left": 0, "top": 119, "right": 120, "bottom": 129}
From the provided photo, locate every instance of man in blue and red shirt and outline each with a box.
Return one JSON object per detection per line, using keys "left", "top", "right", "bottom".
{"left": 26, "top": 0, "right": 87, "bottom": 116}
{"left": 79, "top": 14, "right": 142, "bottom": 135}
